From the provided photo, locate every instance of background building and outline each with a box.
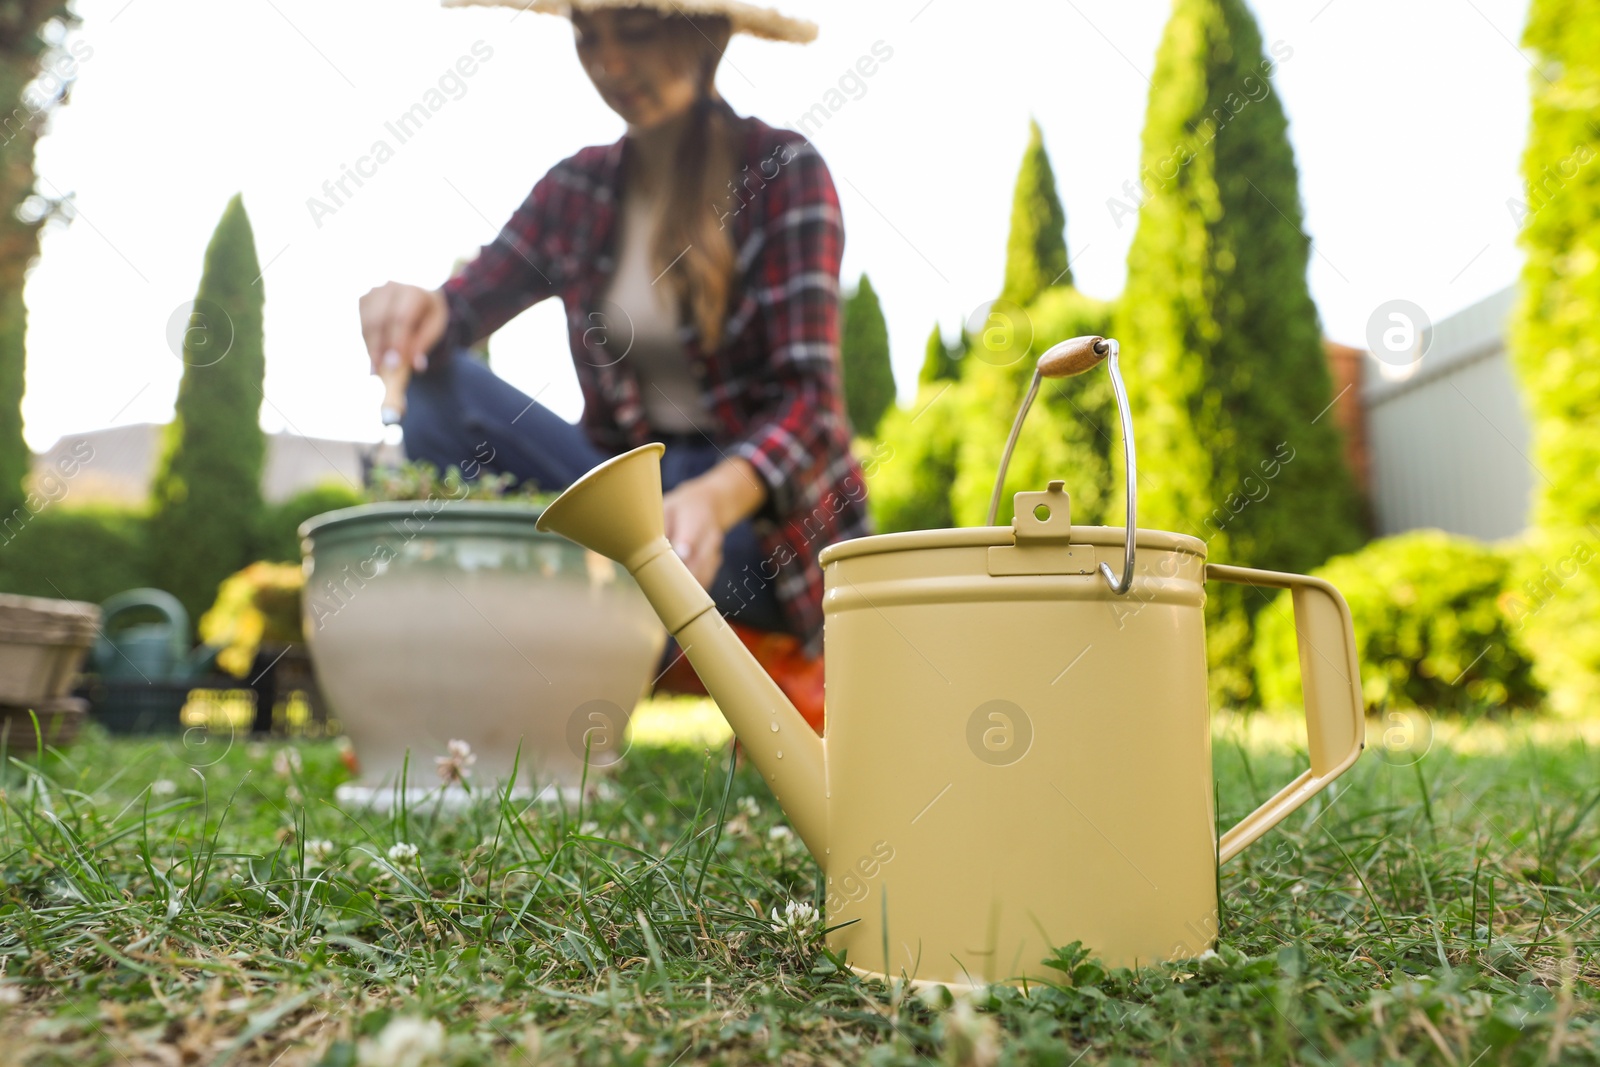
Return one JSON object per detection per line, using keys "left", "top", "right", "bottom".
{"left": 1358, "top": 286, "right": 1532, "bottom": 542}
{"left": 29, "top": 425, "right": 402, "bottom": 506}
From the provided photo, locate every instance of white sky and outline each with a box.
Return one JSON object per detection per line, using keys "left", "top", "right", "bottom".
{"left": 23, "top": 0, "right": 1534, "bottom": 452}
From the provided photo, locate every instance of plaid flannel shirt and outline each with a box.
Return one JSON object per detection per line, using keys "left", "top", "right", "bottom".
{"left": 427, "top": 114, "right": 872, "bottom": 656}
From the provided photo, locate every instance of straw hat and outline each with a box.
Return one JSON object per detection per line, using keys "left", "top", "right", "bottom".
{"left": 440, "top": 0, "right": 817, "bottom": 44}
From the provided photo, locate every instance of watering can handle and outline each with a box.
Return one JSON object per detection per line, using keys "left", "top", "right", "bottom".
{"left": 1207, "top": 564, "right": 1366, "bottom": 863}
{"left": 987, "top": 335, "right": 1138, "bottom": 595}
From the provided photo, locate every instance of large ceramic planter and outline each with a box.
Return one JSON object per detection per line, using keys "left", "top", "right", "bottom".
{"left": 298, "top": 501, "right": 666, "bottom": 792}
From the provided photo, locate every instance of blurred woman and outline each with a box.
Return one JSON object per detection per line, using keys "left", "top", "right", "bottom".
{"left": 357, "top": 0, "right": 867, "bottom": 732}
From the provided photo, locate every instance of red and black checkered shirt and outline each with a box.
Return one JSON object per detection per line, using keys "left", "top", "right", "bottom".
{"left": 428, "top": 114, "right": 872, "bottom": 656}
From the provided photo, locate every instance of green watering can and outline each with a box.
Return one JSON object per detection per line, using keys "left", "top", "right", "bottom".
{"left": 91, "top": 589, "right": 220, "bottom": 682}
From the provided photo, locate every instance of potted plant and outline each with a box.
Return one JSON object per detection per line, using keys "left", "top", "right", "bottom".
{"left": 199, "top": 561, "right": 329, "bottom": 735}
{"left": 298, "top": 461, "right": 666, "bottom": 803}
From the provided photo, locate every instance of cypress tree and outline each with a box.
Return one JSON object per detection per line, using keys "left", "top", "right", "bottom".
{"left": 1511, "top": 0, "right": 1600, "bottom": 529}
{"left": 875, "top": 124, "right": 1115, "bottom": 534}
{"left": 937, "top": 120, "right": 1111, "bottom": 527}
{"left": 1000, "top": 118, "right": 1070, "bottom": 307}
{"left": 148, "top": 194, "right": 267, "bottom": 628}
{"left": 0, "top": 287, "right": 26, "bottom": 521}
{"left": 917, "top": 323, "right": 960, "bottom": 386}
{"left": 1114, "top": 0, "right": 1364, "bottom": 704}
{"left": 0, "top": 11, "right": 85, "bottom": 519}
{"left": 840, "top": 273, "right": 895, "bottom": 437}
{"left": 1506, "top": 0, "right": 1600, "bottom": 714}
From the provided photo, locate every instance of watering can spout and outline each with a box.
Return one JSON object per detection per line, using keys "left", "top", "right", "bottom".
{"left": 536, "top": 445, "right": 829, "bottom": 858}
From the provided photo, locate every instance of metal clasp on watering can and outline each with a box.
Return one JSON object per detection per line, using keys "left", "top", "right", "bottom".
{"left": 537, "top": 335, "right": 1366, "bottom": 988}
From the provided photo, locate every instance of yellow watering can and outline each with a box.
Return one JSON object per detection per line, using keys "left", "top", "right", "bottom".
{"left": 537, "top": 335, "right": 1365, "bottom": 987}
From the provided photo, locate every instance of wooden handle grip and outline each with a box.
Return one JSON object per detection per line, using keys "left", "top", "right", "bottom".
{"left": 378, "top": 354, "right": 410, "bottom": 425}
{"left": 1037, "top": 335, "right": 1108, "bottom": 378}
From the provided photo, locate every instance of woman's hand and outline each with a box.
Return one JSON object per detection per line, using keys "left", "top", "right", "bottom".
{"left": 662, "top": 457, "right": 767, "bottom": 589}
{"left": 359, "top": 283, "right": 449, "bottom": 373}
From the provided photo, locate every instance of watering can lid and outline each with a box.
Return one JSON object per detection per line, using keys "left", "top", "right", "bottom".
{"left": 817, "top": 524, "right": 1207, "bottom": 566}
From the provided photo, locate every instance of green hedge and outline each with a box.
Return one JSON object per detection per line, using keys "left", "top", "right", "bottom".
{"left": 256, "top": 482, "right": 366, "bottom": 563}
{"left": 0, "top": 505, "right": 150, "bottom": 606}
{"left": 0, "top": 482, "right": 361, "bottom": 622}
{"left": 867, "top": 379, "right": 962, "bottom": 533}
{"left": 948, "top": 287, "right": 1116, "bottom": 528}
{"left": 1503, "top": 525, "right": 1600, "bottom": 716}
{"left": 1253, "top": 531, "right": 1543, "bottom": 714}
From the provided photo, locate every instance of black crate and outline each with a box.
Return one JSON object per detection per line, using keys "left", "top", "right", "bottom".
{"left": 83, "top": 676, "right": 247, "bottom": 735}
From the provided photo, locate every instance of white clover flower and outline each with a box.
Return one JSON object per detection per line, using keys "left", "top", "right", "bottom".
{"left": 387, "top": 842, "right": 419, "bottom": 863}
{"left": 306, "top": 839, "right": 335, "bottom": 864}
{"left": 435, "top": 738, "right": 477, "bottom": 785}
{"left": 1197, "top": 948, "right": 1220, "bottom": 962}
{"left": 737, "top": 796, "right": 761, "bottom": 818}
{"left": 357, "top": 1015, "right": 444, "bottom": 1067}
{"left": 767, "top": 825, "right": 793, "bottom": 844}
{"left": 273, "top": 748, "right": 302, "bottom": 777}
{"left": 149, "top": 779, "right": 176, "bottom": 797}
{"left": 943, "top": 998, "right": 1000, "bottom": 1067}
{"left": 769, "top": 899, "right": 820, "bottom": 937}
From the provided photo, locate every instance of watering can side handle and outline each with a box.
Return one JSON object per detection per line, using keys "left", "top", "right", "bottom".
{"left": 1207, "top": 564, "right": 1365, "bottom": 865}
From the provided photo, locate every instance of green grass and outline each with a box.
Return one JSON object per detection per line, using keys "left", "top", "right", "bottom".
{"left": 0, "top": 704, "right": 1597, "bottom": 1065}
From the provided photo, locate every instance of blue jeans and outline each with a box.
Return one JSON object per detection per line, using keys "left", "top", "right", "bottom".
{"left": 400, "top": 353, "right": 791, "bottom": 666}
